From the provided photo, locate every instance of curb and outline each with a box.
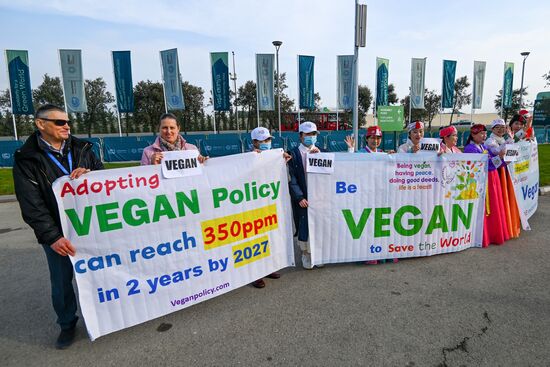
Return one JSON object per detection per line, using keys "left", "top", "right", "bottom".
{"left": 0, "top": 195, "right": 16, "bottom": 203}
{"left": 541, "top": 186, "right": 550, "bottom": 195}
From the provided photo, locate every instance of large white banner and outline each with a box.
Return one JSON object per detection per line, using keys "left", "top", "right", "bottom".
{"left": 508, "top": 141, "right": 539, "bottom": 230}
{"left": 308, "top": 153, "right": 487, "bottom": 265}
{"left": 52, "top": 150, "right": 294, "bottom": 340}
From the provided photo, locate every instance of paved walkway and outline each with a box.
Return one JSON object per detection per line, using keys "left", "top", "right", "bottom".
{"left": 1, "top": 197, "right": 549, "bottom": 366}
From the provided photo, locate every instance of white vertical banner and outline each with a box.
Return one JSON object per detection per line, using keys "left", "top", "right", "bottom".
{"left": 472, "top": 61, "right": 486, "bottom": 109}
{"left": 256, "top": 54, "right": 275, "bottom": 111}
{"left": 410, "top": 57, "right": 426, "bottom": 109}
{"left": 508, "top": 141, "right": 539, "bottom": 230}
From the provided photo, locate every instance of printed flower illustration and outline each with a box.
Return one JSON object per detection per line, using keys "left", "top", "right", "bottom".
{"left": 450, "top": 160, "right": 483, "bottom": 200}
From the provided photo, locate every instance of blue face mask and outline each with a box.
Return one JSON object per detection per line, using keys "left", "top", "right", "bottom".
{"left": 259, "top": 142, "right": 272, "bottom": 150}
{"left": 303, "top": 135, "right": 317, "bottom": 147}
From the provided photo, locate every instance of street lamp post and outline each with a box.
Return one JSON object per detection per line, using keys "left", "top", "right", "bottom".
{"left": 273, "top": 40, "right": 282, "bottom": 137}
{"left": 519, "top": 51, "right": 530, "bottom": 108}
{"left": 230, "top": 51, "right": 238, "bottom": 132}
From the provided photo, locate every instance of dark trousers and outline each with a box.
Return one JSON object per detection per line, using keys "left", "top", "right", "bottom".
{"left": 42, "top": 244, "right": 78, "bottom": 330}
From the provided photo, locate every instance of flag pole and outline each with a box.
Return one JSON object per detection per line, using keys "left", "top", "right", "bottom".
{"left": 4, "top": 50, "right": 19, "bottom": 140}
{"left": 297, "top": 55, "right": 301, "bottom": 127}
{"left": 255, "top": 54, "right": 260, "bottom": 127}
{"left": 335, "top": 56, "right": 339, "bottom": 131}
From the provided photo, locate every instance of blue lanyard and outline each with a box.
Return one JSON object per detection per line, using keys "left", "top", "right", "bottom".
{"left": 46, "top": 151, "right": 72, "bottom": 176}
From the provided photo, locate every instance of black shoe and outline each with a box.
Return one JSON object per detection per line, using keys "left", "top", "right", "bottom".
{"left": 251, "top": 279, "right": 266, "bottom": 288}
{"left": 266, "top": 272, "right": 281, "bottom": 279}
{"left": 55, "top": 326, "right": 76, "bottom": 349}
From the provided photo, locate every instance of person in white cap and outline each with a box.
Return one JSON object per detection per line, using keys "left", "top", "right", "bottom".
{"left": 398, "top": 120, "right": 425, "bottom": 153}
{"left": 485, "top": 118, "right": 521, "bottom": 239}
{"left": 248, "top": 127, "right": 289, "bottom": 288}
{"left": 485, "top": 119, "right": 513, "bottom": 160}
{"left": 287, "top": 121, "right": 322, "bottom": 269}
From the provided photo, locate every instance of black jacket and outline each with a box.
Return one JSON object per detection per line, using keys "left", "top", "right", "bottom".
{"left": 13, "top": 132, "right": 103, "bottom": 246}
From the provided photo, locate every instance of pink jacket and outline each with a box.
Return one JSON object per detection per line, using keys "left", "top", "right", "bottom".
{"left": 140, "top": 136, "right": 198, "bottom": 165}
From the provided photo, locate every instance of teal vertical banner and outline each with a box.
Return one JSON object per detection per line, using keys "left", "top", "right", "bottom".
{"left": 299, "top": 55, "right": 315, "bottom": 110}
{"left": 441, "top": 60, "right": 457, "bottom": 109}
{"left": 502, "top": 62, "right": 514, "bottom": 109}
{"left": 6, "top": 50, "right": 34, "bottom": 115}
{"left": 410, "top": 58, "right": 426, "bottom": 109}
{"left": 256, "top": 54, "right": 274, "bottom": 111}
{"left": 472, "top": 61, "right": 486, "bottom": 109}
{"left": 376, "top": 57, "right": 389, "bottom": 107}
{"left": 337, "top": 55, "right": 354, "bottom": 110}
{"left": 210, "top": 52, "right": 230, "bottom": 111}
{"left": 112, "top": 51, "right": 134, "bottom": 113}
{"left": 160, "top": 49, "right": 185, "bottom": 111}
{"left": 59, "top": 49, "right": 88, "bottom": 113}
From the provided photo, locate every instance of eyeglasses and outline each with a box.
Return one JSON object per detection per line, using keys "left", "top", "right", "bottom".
{"left": 39, "top": 117, "right": 72, "bottom": 126}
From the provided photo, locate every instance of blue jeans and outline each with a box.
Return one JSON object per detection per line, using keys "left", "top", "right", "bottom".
{"left": 42, "top": 244, "right": 78, "bottom": 330}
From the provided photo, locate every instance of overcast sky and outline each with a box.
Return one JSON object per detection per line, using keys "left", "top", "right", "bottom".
{"left": 0, "top": 0, "right": 549, "bottom": 113}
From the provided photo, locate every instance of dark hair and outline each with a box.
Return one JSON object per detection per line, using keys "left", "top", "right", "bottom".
{"left": 465, "top": 125, "right": 487, "bottom": 146}
{"left": 159, "top": 113, "right": 180, "bottom": 127}
{"left": 35, "top": 104, "right": 65, "bottom": 119}
{"left": 509, "top": 114, "right": 522, "bottom": 126}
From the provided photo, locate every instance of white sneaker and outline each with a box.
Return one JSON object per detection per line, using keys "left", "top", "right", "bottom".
{"left": 302, "top": 253, "right": 313, "bottom": 270}
{"left": 315, "top": 263, "right": 325, "bottom": 268}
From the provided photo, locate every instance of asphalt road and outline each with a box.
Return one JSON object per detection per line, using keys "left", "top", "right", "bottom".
{"left": 1, "top": 197, "right": 549, "bottom": 367}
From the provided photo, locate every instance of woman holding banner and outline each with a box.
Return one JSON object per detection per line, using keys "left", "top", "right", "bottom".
{"left": 485, "top": 119, "right": 521, "bottom": 239}
{"left": 344, "top": 125, "right": 395, "bottom": 154}
{"left": 509, "top": 110, "right": 534, "bottom": 142}
{"left": 141, "top": 113, "right": 207, "bottom": 165}
{"left": 247, "top": 127, "right": 289, "bottom": 288}
{"left": 438, "top": 126, "right": 461, "bottom": 154}
{"left": 398, "top": 121, "right": 425, "bottom": 153}
{"left": 464, "top": 124, "right": 508, "bottom": 246}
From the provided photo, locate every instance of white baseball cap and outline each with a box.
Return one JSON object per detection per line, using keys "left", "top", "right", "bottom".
{"left": 491, "top": 119, "right": 506, "bottom": 128}
{"left": 251, "top": 127, "right": 273, "bottom": 141}
{"left": 298, "top": 121, "right": 318, "bottom": 134}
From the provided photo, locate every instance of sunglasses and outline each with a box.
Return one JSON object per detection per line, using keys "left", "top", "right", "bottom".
{"left": 40, "top": 117, "right": 72, "bottom": 126}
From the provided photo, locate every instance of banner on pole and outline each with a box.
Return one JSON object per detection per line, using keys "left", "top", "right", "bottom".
{"left": 337, "top": 55, "right": 354, "bottom": 110}
{"left": 59, "top": 49, "right": 87, "bottom": 113}
{"left": 112, "top": 51, "right": 134, "bottom": 113}
{"left": 441, "top": 60, "right": 457, "bottom": 109}
{"left": 309, "top": 153, "right": 488, "bottom": 264}
{"left": 210, "top": 52, "right": 231, "bottom": 111}
{"left": 376, "top": 57, "right": 389, "bottom": 107}
{"left": 52, "top": 150, "right": 294, "bottom": 340}
{"left": 410, "top": 58, "right": 426, "bottom": 109}
{"left": 298, "top": 55, "right": 315, "bottom": 110}
{"left": 472, "top": 61, "right": 486, "bottom": 109}
{"left": 160, "top": 49, "right": 185, "bottom": 111}
{"left": 508, "top": 141, "right": 539, "bottom": 230}
{"left": 5, "top": 50, "right": 34, "bottom": 115}
{"left": 256, "top": 54, "right": 275, "bottom": 111}
{"left": 502, "top": 62, "right": 514, "bottom": 109}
